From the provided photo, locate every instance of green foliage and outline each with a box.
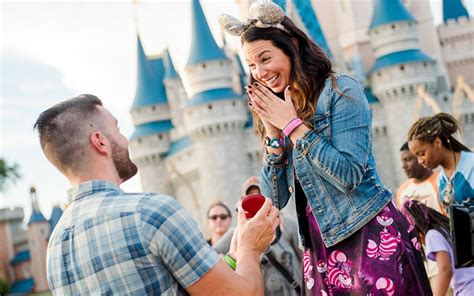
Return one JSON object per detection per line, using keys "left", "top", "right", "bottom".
{"left": 0, "top": 277, "right": 11, "bottom": 295}
{"left": 0, "top": 158, "right": 21, "bottom": 192}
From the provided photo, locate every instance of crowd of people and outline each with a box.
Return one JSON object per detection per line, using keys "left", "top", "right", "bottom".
{"left": 33, "top": 1, "right": 472, "bottom": 295}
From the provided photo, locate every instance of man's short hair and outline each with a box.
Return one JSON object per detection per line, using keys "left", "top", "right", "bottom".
{"left": 34, "top": 94, "right": 103, "bottom": 172}
{"left": 400, "top": 142, "right": 409, "bottom": 152}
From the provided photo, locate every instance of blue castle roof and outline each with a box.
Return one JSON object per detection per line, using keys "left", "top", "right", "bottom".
{"left": 369, "top": 0, "right": 416, "bottom": 30}
{"left": 132, "top": 36, "right": 168, "bottom": 109}
{"left": 443, "top": 0, "right": 470, "bottom": 23}
{"left": 186, "top": 88, "right": 240, "bottom": 107}
{"left": 11, "top": 250, "right": 30, "bottom": 265}
{"left": 273, "top": 0, "right": 287, "bottom": 11}
{"left": 163, "top": 48, "right": 179, "bottom": 80}
{"left": 370, "top": 49, "right": 432, "bottom": 73}
{"left": 166, "top": 136, "right": 193, "bottom": 157}
{"left": 49, "top": 206, "right": 63, "bottom": 232}
{"left": 186, "top": 0, "right": 226, "bottom": 66}
{"left": 364, "top": 87, "right": 379, "bottom": 104}
{"left": 11, "top": 278, "right": 35, "bottom": 294}
{"left": 244, "top": 111, "right": 253, "bottom": 129}
{"left": 28, "top": 209, "right": 47, "bottom": 225}
{"left": 130, "top": 120, "right": 173, "bottom": 141}
{"left": 293, "top": 0, "right": 331, "bottom": 56}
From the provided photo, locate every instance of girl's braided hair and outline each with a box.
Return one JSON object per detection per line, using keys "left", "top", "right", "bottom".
{"left": 407, "top": 112, "right": 470, "bottom": 152}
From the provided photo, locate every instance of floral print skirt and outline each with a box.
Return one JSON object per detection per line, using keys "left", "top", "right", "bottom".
{"left": 302, "top": 201, "right": 432, "bottom": 296}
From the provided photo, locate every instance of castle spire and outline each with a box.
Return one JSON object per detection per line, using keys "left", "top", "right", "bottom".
{"left": 28, "top": 186, "right": 47, "bottom": 225}
{"left": 369, "top": 0, "right": 415, "bottom": 29}
{"left": 163, "top": 48, "right": 179, "bottom": 80}
{"left": 443, "top": 0, "right": 470, "bottom": 23}
{"left": 132, "top": 35, "right": 168, "bottom": 108}
{"left": 186, "top": 0, "right": 226, "bottom": 66}
{"left": 292, "top": 0, "right": 331, "bottom": 56}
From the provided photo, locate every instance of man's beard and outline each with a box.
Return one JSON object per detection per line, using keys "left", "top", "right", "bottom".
{"left": 111, "top": 140, "right": 138, "bottom": 182}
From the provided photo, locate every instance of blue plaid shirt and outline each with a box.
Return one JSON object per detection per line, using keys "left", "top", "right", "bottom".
{"left": 47, "top": 180, "right": 219, "bottom": 295}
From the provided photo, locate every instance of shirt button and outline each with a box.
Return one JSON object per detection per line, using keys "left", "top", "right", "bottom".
{"left": 289, "top": 187, "right": 293, "bottom": 193}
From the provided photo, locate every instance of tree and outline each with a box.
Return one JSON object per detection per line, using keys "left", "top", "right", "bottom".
{"left": 0, "top": 158, "right": 21, "bottom": 192}
{"left": 0, "top": 277, "right": 10, "bottom": 295}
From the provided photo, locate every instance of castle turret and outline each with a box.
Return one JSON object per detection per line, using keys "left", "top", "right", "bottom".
{"left": 163, "top": 48, "right": 187, "bottom": 137}
{"left": 368, "top": 0, "right": 438, "bottom": 187}
{"left": 129, "top": 36, "right": 173, "bottom": 195}
{"left": 26, "top": 187, "right": 49, "bottom": 292}
{"left": 438, "top": 0, "right": 473, "bottom": 85}
{"left": 49, "top": 205, "right": 63, "bottom": 234}
{"left": 182, "top": 0, "right": 252, "bottom": 209}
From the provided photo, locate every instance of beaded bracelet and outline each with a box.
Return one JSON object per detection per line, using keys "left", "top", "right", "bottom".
{"left": 224, "top": 253, "right": 237, "bottom": 270}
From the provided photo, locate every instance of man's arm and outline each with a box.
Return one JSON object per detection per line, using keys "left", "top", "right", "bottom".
{"left": 187, "top": 198, "right": 279, "bottom": 296}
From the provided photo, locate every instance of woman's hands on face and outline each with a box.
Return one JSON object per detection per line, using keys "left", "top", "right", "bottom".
{"left": 247, "top": 83, "right": 297, "bottom": 130}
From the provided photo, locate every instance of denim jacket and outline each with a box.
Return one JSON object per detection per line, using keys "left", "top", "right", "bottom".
{"left": 260, "top": 74, "right": 392, "bottom": 247}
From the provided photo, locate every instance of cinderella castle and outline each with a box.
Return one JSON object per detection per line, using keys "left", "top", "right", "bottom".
{"left": 129, "top": 0, "right": 474, "bottom": 229}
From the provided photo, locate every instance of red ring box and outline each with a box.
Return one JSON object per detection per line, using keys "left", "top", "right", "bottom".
{"left": 241, "top": 194, "right": 265, "bottom": 218}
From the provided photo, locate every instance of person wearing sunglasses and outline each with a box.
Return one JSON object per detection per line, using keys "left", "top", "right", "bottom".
{"left": 207, "top": 202, "right": 232, "bottom": 246}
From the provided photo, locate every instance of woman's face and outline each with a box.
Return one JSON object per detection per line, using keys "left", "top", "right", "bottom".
{"left": 207, "top": 205, "right": 231, "bottom": 235}
{"left": 408, "top": 139, "right": 443, "bottom": 169}
{"left": 243, "top": 40, "right": 292, "bottom": 93}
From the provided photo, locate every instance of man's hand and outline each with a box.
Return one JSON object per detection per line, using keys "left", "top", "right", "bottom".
{"left": 236, "top": 197, "right": 280, "bottom": 255}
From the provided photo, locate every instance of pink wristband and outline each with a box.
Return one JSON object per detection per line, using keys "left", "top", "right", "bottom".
{"left": 283, "top": 117, "right": 304, "bottom": 137}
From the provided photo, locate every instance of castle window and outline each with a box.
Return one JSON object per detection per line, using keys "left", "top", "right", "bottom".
{"left": 208, "top": 104, "right": 213, "bottom": 110}
{"left": 374, "top": 29, "right": 378, "bottom": 34}
{"left": 377, "top": 71, "right": 381, "bottom": 77}
{"left": 158, "top": 134, "right": 163, "bottom": 140}
{"left": 138, "top": 138, "right": 142, "bottom": 144}
{"left": 423, "top": 62, "right": 427, "bottom": 67}
{"left": 393, "top": 89, "right": 397, "bottom": 96}
{"left": 202, "top": 63, "right": 207, "bottom": 69}
{"left": 391, "top": 24, "right": 396, "bottom": 30}
{"left": 219, "top": 61, "right": 224, "bottom": 66}
{"left": 443, "top": 96, "right": 448, "bottom": 103}
{"left": 399, "top": 65, "right": 405, "bottom": 71}
{"left": 401, "top": 87, "right": 405, "bottom": 93}
{"left": 232, "top": 101, "right": 236, "bottom": 107}
{"left": 152, "top": 106, "right": 156, "bottom": 111}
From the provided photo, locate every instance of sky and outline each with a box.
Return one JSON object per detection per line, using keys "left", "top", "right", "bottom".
{"left": 1, "top": 0, "right": 473, "bottom": 221}
{"left": 1, "top": 0, "right": 241, "bottom": 219}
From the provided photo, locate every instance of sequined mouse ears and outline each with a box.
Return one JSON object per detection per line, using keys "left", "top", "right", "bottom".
{"left": 218, "top": 0, "right": 287, "bottom": 36}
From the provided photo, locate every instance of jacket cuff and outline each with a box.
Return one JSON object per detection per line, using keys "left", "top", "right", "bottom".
{"left": 294, "top": 128, "right": 320, "bottom": 152}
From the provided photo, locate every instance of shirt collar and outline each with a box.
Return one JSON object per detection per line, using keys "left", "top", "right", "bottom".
{"left": 67, "top": 180, "right": 124, "bottom": 203}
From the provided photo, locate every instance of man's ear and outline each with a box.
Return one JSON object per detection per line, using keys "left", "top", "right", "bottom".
{"left": 90, "top": 131, "right": 109, "bottom": 155}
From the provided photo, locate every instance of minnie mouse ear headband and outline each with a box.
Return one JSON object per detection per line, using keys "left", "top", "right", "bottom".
{"left": 218, "top": 0, "right": 289, "bottom": 36}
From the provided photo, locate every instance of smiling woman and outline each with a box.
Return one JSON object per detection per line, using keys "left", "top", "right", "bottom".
{"left": 220, "top": 1, "right": 432, "bottom": 294}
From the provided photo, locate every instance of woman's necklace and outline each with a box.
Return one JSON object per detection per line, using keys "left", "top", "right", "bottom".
{"left": 442, "top": 151, "right": 458, "bottom": 207}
